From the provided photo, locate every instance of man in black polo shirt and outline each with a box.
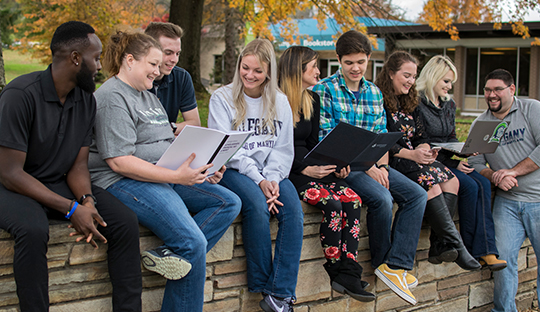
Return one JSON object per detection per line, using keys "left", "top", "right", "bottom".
{"left": 145, "top": 22, "right": 200, "bottom": 135}
{"left": 0, "top": 21, "right": 142, "bottom": 311}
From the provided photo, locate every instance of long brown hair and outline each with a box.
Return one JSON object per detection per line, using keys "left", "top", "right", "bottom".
{"left": 102, "top": 31, "right": 161, "bottom": 77}
{"left": 278, "top": 46, "right": 318, "bottom": 122}
{"left": 375, "top": 51, "right": 418, "bottom": 114}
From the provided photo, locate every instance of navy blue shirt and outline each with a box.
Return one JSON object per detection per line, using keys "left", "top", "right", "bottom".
{"left": 148, "top": 66, "right": 197, "bottom": 123}
{"left": 0, "top": 65, "right": 95, "bottom": 183}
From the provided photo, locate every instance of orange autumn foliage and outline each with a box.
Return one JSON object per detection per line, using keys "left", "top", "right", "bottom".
{"left": 14, "top": 0, "right": 168, "bottom": 64}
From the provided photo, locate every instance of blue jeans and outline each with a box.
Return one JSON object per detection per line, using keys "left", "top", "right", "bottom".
{"left": 450, "top": 167, "right": 498, "bottom": 258}
{"left": 107, "top": 178, "right": 241, "bottom": 312}
{"left": 345, "top": 167, "right": 427, "bottom": 270}
{"left": 492, "top": 196, "right": 540, "bottom": 312}
{"left": 219, "top": 170, "right": 304, "bottom": 299}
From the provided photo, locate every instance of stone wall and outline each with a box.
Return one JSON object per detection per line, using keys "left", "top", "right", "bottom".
{"left": 0, "top": 203, "right": 537, "bottom": 311}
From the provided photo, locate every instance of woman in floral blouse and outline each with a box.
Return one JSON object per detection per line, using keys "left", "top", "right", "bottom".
{"left": 375, "top": 51, "right": 480, "bottom": 271}
{"left": 278, "top": 46, "right": 374, "bottom": 302}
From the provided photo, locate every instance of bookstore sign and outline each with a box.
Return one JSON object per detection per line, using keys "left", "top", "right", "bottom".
{"left": 278, "top": 38, "right": 335, "bottom": 51}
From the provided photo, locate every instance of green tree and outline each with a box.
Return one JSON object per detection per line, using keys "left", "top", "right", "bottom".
{"left": 0, "top": 0, "right": 22, "bottom": 47}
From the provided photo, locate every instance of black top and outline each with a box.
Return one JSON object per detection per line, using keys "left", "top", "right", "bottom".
{"left": 0, "top": 65, "right": 95, "bottom": 183}
{"left": 386, "top": 106, "right": 454, "bottom": 190}
{"left": 148, "top": 66, "right": 197, "bottom": 123}
{"left": 417, "top": 93, "right": 460, "bottom": 168}
{"left": 386, "top": 107, "right": 430, "bottom": 173}
{"left": 289, "top": 91, "right": 338, "bottom": 188}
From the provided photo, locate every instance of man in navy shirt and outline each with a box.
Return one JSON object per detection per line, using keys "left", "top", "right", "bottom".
{"left": 0, "top": 21, "right": 142, "bottom": 311}
{"left": 145, "top": 22, "right": 200, "bottom": 135}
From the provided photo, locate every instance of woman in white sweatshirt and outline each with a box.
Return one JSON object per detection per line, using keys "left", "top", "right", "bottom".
{"left": 208, "top": 39, "right": 303, "bottom": 312}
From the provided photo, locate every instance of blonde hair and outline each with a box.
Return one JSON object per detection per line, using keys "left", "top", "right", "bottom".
{"left": 103, "top": 31, "right": 161, "bottom": 77}
{"left": 416, "top": 55, "right": 457, "bottom": 103}
{"left": 278, "top": 46, "right": 318, "bottom": 123}
{"left": 231, "top": 39, "right": 278, "bottom": 133}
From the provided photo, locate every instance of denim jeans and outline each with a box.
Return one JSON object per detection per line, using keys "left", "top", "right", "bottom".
{"left": 345, "top": 167, "right": 427, "bottom": 270}
{"left": 449, "top": 167, "right": 498, "bottom": 258}
{"left": 219, "top": 170, "right": 304, "bottom": 299}
{"left": 492, "top": 196, "right": 540, "bottom": 312}
{"left": 107, "top": 178, "right": 241, "bottom": 312}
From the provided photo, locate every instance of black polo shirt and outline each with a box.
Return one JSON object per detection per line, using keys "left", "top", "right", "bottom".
{"left": 0, "top": 65, "right": 95, "bottom": 184}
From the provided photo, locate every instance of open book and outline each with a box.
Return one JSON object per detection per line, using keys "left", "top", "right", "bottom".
{"left": 304, "top": 122, "right": 402, "bottom": 171}
{"left": 156, "top": 125, "right": 253, "bottom": 174}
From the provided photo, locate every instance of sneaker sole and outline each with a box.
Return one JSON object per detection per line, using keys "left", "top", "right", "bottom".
{"left": 407, "top": 277, "right": 418, "bottom": 289}
{"left": 331, "top": 281, "right": 375, "bottom": 302}
{"left": 141, "top": 251, "right": 192, "bottom": 280}
{"left": 375, "top": 268, "right": 417, "bottom": 305}
{"left": 259, "top": 299, "right": 273, "bottom": 312}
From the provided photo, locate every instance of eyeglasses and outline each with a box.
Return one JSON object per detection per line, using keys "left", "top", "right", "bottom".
{"left": 483, "top": 85, "right": 511, "bottom": 95}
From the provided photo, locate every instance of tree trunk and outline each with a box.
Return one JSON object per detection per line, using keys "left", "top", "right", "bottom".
{"left": 169, "top": 0, "right": 207, "bottom": 94}
{"left": 223, "top": 3, "right": 240, "bottom": 85}
{"left": 0, "top": 27, "right": 6, "bottom": 93}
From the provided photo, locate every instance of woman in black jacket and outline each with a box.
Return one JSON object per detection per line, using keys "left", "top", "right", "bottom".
{"left": 416, "top": 55, "right": 506, "bottom": 271}
{"left": 278, "top": 46, "right": 374, "bottom": 302}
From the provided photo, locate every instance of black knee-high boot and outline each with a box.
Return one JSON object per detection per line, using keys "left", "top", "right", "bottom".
{"left": 428, "top": 192, "right": 459, "bottom": 264}
{"left": 324, "top": 259, "right": 375, "bottom": 302}
{"left": 424, "top": 193, "right": 481, "bottom": 270}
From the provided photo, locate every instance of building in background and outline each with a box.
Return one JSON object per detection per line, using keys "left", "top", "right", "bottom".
{"left": 200, "top": 17, "right": 413, "bottom": 87}
{"left": 200, "top": 19, "right": 540, "bottom": 115}
{"left": 368, "top": 22, "right": 540, "bottom": 114}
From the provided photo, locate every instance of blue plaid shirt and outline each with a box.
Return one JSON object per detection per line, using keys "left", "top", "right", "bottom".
{"left": 312, "top": 68, "right": 387, "bottom": 140}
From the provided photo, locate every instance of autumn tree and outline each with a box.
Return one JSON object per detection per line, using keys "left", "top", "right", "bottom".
{"left": 420, "top": 0, "right": 540, "bottom": 41}
{"left": 14, "top": 0, "right": 165, "bottom": 65}
{"left": 172, "top": 0, "right": 403, "bottom": 92}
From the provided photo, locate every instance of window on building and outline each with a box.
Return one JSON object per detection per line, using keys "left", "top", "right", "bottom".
{"left": 319, "top": 59, "right": 340, "bottom": 79}
{"left": 372, "top": 60, "right": 384, "bottom": 82}
{"left": 465, "top": 47, "right": 530, "bottom": 109}
{"left": 518, "top": 48, "right": 531, "bottom": 96}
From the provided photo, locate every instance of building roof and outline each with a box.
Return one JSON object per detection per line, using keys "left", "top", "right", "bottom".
{"left": 271, "top": 17, "right": 416, "bottom": 51}
{"left": 368, "top": 22, "right": 540, "bottom": 40}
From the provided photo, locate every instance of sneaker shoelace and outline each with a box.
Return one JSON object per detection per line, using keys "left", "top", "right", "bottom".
{"left": 402, "top": 271, "right": 409, "bottom": 290}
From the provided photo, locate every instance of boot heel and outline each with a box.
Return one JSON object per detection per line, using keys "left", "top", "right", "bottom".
{"left": 331, "top": 281, "right": 347, "bottom": 294}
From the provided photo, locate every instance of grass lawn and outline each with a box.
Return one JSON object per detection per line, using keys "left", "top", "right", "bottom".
{"left": 4, "top": 49, "right": 47, "bottom": 83}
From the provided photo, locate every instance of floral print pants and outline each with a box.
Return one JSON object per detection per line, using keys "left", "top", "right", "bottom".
{"left": 299, "top": 181, "right": 362, "bottom": 263}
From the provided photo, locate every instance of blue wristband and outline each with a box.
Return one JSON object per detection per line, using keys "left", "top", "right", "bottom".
{"left": 66, "top": 201, "right": 79, "bottom": 219}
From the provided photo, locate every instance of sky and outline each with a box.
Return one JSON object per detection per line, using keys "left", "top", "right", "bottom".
{"left": 397, "top": 0, "right": 540, "bottom": 22}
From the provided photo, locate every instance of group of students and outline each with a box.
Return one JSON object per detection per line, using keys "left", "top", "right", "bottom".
{"left": 0, "top": 19, "right": 537, "bottom": 312}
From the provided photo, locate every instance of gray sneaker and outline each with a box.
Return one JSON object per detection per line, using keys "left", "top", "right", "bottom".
{"left": 259, "top": 294, "right": 294, "bottom": 312}
{"left": 141, "top": 246, "right": 192, "bottom": 280}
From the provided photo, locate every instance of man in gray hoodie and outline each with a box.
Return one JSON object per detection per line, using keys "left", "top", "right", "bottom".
{"left": 469, "top": 69, "right": 540, "bottom": 312}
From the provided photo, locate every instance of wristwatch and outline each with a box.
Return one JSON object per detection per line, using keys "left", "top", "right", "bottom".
{"left": 170, "top": 122, "right": 178, "bottom": 134}
{"left": 79, "top": 194, "right": 98, "bottom": 205}
{"left": 377, "top": 164, "right": 390, "bottom": 171}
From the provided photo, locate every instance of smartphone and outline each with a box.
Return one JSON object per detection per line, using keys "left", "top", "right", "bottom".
{"left": 431, "top": 146, "right": 442, "bottom": 152}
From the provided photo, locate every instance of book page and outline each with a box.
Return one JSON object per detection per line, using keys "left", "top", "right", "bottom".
{"left": 156, "top": 126, "right": 253, "bottom": 175}
{"left": 208, "top": 132, "right": 252, "bottom": 171}
{"left": 156, "top": 126, "right": 227, "bottom": 172}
